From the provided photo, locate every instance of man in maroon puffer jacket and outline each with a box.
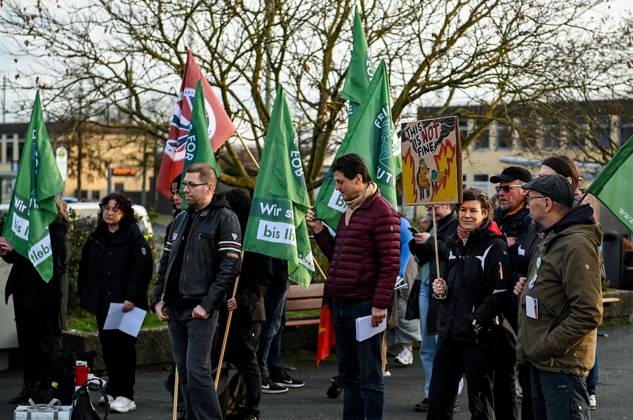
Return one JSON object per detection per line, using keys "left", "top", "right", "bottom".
{"left": 307, "top": 153, "right": 400, "bottom": 420}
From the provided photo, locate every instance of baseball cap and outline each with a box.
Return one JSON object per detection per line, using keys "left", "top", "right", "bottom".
{"left": 521, "top": 174, "right": 575, "bottom": 208}
{"left": 490, "top": 166, "right": 532, "bottom": 184}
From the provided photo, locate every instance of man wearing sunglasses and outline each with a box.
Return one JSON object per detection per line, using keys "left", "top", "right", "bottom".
{"left": 488, "top": 165, "right": 533, "bottom": 420}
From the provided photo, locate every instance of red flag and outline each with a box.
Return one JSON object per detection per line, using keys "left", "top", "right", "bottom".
{"left": 156, "top": 51, "right": 235, "bottom": 198}
{"left": 316, "top": 300, "right": 336, "bottom": 365}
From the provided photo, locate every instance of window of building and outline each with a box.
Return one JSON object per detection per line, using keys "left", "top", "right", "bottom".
{"left": 6, "top": 141, "right": 13, "bottom": 163}
{"left": 496, "top": 124, "right": 513, "bottom": 149}
{"left": 543, "top": 124, "right": 561, "bottom": 150}
{"left": 594, "top": 115, "right": 611, "bottom": 148}
{"left": 473, "top": 174, "right": 490, "bottom": 195}
{"left": 91, "top": 191, "right": 100, "bottom": 200}
{"left": 114, "top": 183, "right": 124, "bottom": 192}
{"left": 620, "top": 121, "right": 633, "bottom": 145}
{"left": 80, "top": 190, "right": 89, "bottom": 200}
{"left": 472, "top": 126, "right": 490, "bottom": 150}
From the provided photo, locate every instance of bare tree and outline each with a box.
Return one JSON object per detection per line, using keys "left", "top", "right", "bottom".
{"left": 1, "top": 0, "right": 631, "bottom": 192}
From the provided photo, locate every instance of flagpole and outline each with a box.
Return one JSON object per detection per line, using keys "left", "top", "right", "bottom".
{"left": 314, "top": 259, "right": 327, "bottom": 281}
{"left": 431, "top": 206, "right": 441, "bottom": 279}
{"left": 234, "top": 131, "right": 260, "bottom": 170}
{"left": 172, "top": 370, "right": 179, "bottom": 420}
{"left": 214, "top": 272, "right": 241, "bottom": 390}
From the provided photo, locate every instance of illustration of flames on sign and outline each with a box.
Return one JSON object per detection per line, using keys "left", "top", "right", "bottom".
{"left": 400, "top": 116, "right": 461, "bottom": 205}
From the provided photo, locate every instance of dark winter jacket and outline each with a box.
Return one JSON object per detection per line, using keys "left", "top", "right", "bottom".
{"left": 435, "top": 220, "right": 511, "bottom": 342}
{"left": 405, "top": 211, "right": 458, "bottom": 335}
{"left": 78, "top": 221, "right": 153, "bottom": 317}
{"left": 152, "top": 195, "right": 242, "bottom": 313}
{"left": 313, "top": 190, "right": 400, "bottom": 309}
{"left": 3, "top": 218, "right": 68, "bottom": 308}
{"left": 233, "top": 251, "right": 274, "bottom": 322}
{"left": 494, "top": 205, "right": 532, "bottom": 243}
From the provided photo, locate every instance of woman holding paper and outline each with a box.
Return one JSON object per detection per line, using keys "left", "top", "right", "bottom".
{"left": 427, "top": 188, "right": 511, "bottom": 420}
{"left": 78, "top": 193, "right": 152, "bottom": 414}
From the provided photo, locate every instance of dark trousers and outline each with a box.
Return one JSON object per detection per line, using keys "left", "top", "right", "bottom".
{"left": 531, "top": 366, "right": 590, "bottom": 420}
{"left": 226, "top": 320, "right": 262, "bottom": 416}
{"left": 333, "top": 299, "right": 384, "bottom": 420}
{"left": 427, "top": 337, "right": 495, "bottom": 420}
{"left": 518, "top": 363, "right": 535, "bottom": 420}
{"left": 13, "top": 296, "right": 60, "bottom": 387}
{"left": 97, "top": 314, "right": 138, "bottom": 400}
{"left": 258, "top": 280, "right": 288, "bottom": 381}
{"left": 168, "top": 306, "right": 222, "bottom": 420}
{"left": 491, "top": 324, "right": 518, "bottom": 420}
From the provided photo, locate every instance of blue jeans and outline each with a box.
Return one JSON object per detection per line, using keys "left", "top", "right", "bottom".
{"left": 531, "top": 367, "right": 590, "bottom": 420}
{"left": 168, "top": 307, "right": 222, "bottom": 420}
{"left": 418, "top": 268, "right": 437, "bottom": 399}
{"left": 334, "top": 299, "right": 384, "bottom": 420}
{"left": 258, "top": 279, "right": 288, "bottom": 380}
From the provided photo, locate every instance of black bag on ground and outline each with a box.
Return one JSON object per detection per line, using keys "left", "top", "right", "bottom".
{"left": 212, "top": 362, "right": 247, "bottom": 418}
{"left": 31, "top": 351, "right": 76, "bottom": 404}
{"left": 71, "top": 379, "right": 109, "bottom": 420}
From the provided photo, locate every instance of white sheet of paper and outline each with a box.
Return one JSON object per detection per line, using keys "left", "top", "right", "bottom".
{"left": 525, "top": 295, "right": 539, "bottom": 319}
{"left": 355, "top": 315, "right": 386, "bottom": 342}
{"left": 103, "top": 302, "right": 147, "bottom": 337}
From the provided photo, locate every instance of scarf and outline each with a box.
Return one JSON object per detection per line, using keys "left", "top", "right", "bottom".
{"left": 457, "top": 224, "right": 471, "bottom": 242}
{"left": 344, "top": 182, "right": 378, "bottom": 225}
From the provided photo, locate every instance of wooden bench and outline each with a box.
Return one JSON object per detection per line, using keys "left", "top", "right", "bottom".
{"left": 602, "top": 297, "right": 620, "bottom": 305}
{"left": 285, "top": 283, "right": 324, "bottom": 327}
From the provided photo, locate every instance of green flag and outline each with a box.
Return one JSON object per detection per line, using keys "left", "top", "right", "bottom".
{"left": 588, "top": 137, "right": 633, "bottom": 232}
{"left": 2, "top": 91, "right": 64, "bottom": 282}
{"left": 315, "top": 60, "right": 401, "bottom": 229}
{"left": 243, "top": 86, "right": 314, "bottom": 287}
{"left": 341, "top": 6, "right": 374, "bottom": 117}
{"left": 179, "top": 80, "right": 223, "bottom": 209}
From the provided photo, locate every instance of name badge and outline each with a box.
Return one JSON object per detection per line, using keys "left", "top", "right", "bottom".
{"left": 526, "top": 295, "right": 539, "bottom": 319}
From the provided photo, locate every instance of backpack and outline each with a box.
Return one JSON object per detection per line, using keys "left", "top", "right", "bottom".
{"left": 71, "top": 379, "right": 109, "bottom": 420}
{"left": 212, "top": 362, "right": 247, "bottom": 418}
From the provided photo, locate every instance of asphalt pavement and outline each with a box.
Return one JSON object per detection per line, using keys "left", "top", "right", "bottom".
{"left": 2, "top": 324, "right": 632, "bottom": 419}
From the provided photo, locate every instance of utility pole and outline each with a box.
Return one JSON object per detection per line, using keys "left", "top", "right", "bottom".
{"left": 2, "top": 75, "right": 6, "bottom": 124}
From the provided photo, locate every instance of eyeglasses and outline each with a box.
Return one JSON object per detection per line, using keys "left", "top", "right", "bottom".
{"left": 526, "top": 195, "right": 548, "bottom": 204}
{"left": 101, "top": 206, "right": 122, "bottom": 214}
{"left": 495, "top": 185, "right": 522, "bottom": 193}
{"left": 183, "top": 181, "right": 209, "bottom": 189}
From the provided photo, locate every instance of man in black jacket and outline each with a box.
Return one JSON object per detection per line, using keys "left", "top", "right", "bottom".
{"left": 407, "top": 204, "right": 457, "bottom": 412}
{"left": 490, "top": 166, "right": 533, "bottom": 420}
{"left": 153, "top": 163, "right": 242, "bottom": 420}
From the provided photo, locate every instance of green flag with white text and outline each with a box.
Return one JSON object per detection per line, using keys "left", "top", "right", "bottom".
{"left": 2, "top": 91, "right": 64, "bottom": 282}
{"left": 243, "top": 86, "right": 314, "bottom": 287}
{"left": 588, "top": 137, "right": 633, "bottom": 232}
{"left": 315, "top": 60, "right": 401, "bottom": 229}
{"left": 179, "top": 80, "right": 223, "bottom": 209}
{"left": 341, "top": 6, "right": 374, "bottom": 118}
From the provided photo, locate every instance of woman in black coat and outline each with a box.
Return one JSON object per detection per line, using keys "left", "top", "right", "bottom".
{"left": 0, "top": 197, "right": 69, "bottom": 404}
{"left": 78, "top": 193, "right": 152, "bottom": 414}
{"left": 427, "top": 188, "right": 511, "bottom": 420}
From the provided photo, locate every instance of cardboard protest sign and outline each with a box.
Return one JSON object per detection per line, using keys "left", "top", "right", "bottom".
{"left": 401, "top": 116, "right": 462, "bottom": 204}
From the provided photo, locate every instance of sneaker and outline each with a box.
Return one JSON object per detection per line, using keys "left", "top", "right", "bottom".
{"left": 271, "top": 372, "right": 305, "bottom": 388}
{"left": 261, "top": 380, "right": 289, "bottom": 394}
{"left": 98, "top": 394, "right": 114, "bottom": 406}
{"left": 414, "top": 398, "right": 430, "bottom": 412}
{"left": 589, "top": 394, "right": 597, "bottom": 410}
{"left": 394, "top": 348, "right": 414, "bottom": 366}
{"left": 109, "top": 396, "right": 136, "bottom": 413}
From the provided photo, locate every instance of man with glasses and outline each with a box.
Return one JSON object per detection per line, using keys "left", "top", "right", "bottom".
{"left": 152, "top": 163, "right": 242, "bottom": 420}
{"left": 489, "top": 165, "right": 533, "bottom": 420}
{"left": 516, "top": 174, "right": 602, "bottom": 420}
